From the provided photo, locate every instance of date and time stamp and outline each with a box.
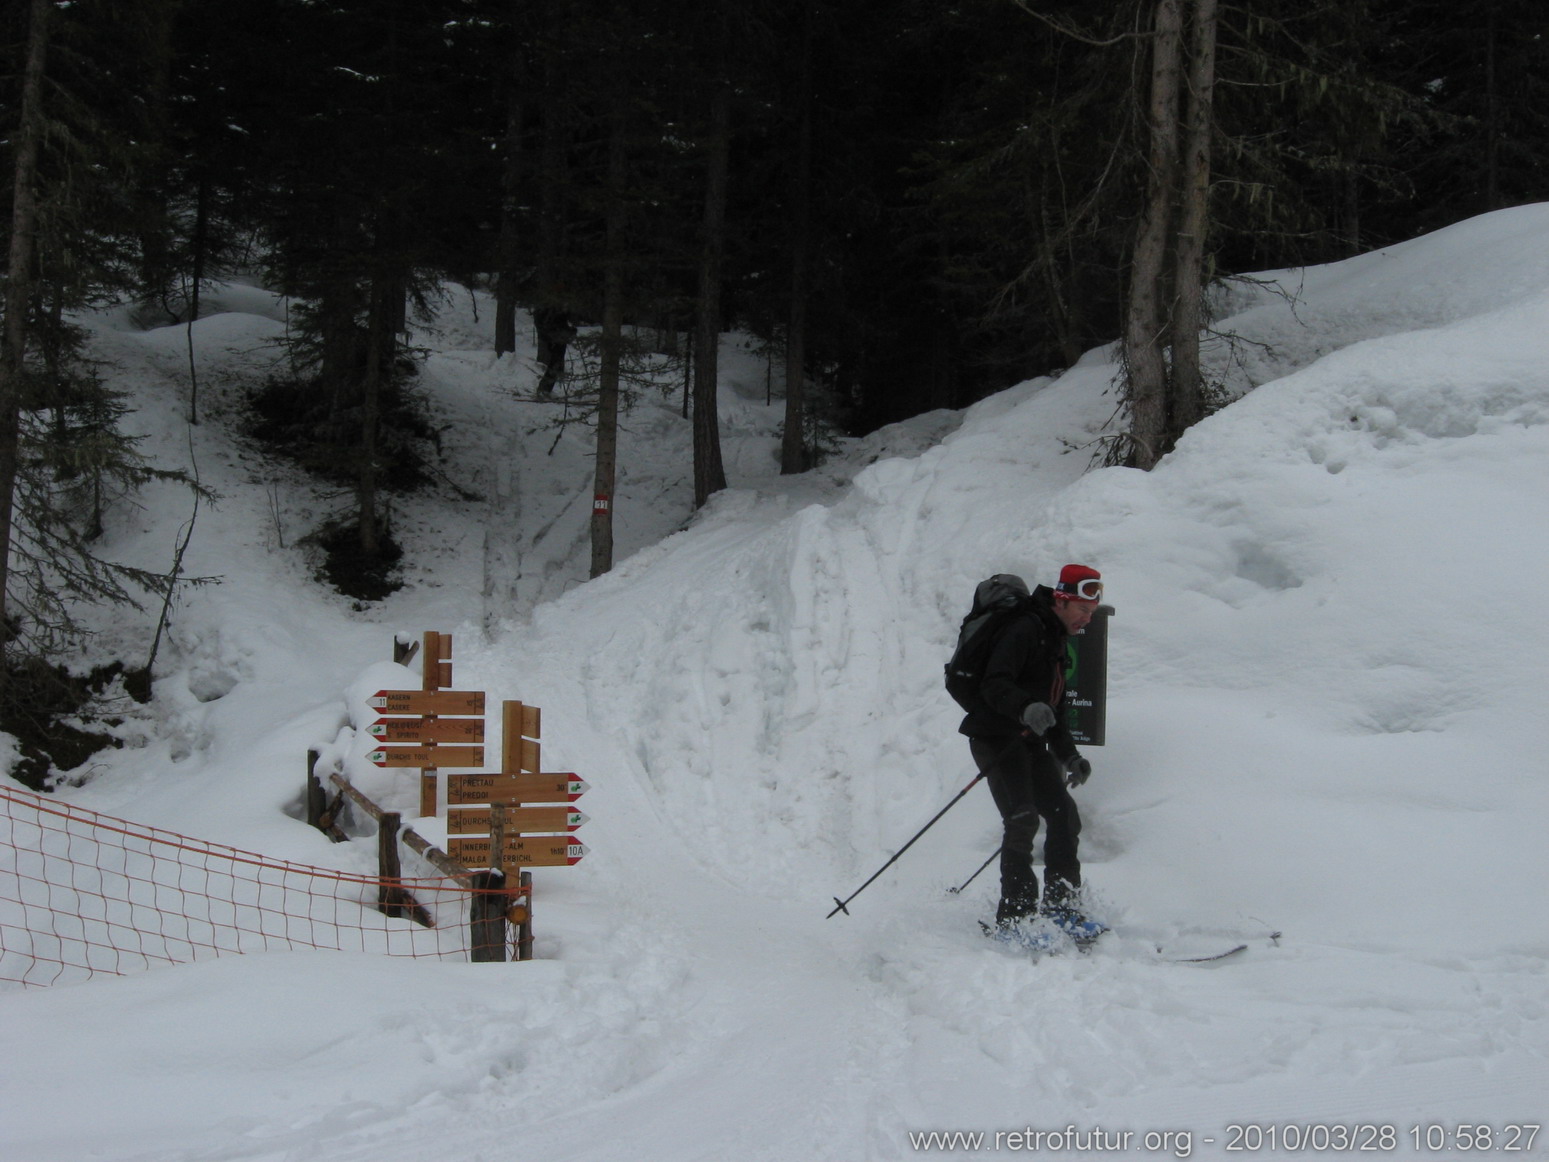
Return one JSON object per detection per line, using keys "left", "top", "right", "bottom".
{"left": 1221, "top": 1123, "right": 1541, "bottom": 1153}
{"left": 908, "top": 1122, "right": 1543, "bottom": 1156}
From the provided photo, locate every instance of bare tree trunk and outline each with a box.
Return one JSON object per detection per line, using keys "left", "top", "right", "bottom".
{"left": 319, "top": 249, "right": 364, "bottom": 427}
{"left": 533, "top": 57, "right": 569, "bottom": 395}
{"left": 590, "top": 109, "right": 626, "bottom": 578}
{"left": 1120, "top": 0, "right": 1183, "bottom": 471}
{"left": 358, "top": 273, "right": 399, "bottom": 558}
{"left": 1341, "top": 168, "right": 1361, "bottom": 256}
{"left": 692, "top": 83, "right": 731, "bottom": 509}
{"left": 781, "top": 0, "right": 815, "bottom": 476}
{"left": 1483, "top": 0, "right": 1500, "bottom": 210}
{"left": 1038, "top": 175, "right": 1083, "bottom": 368}
{"left": 1168, "top": 0, "right": 1217, "bottom": 439}
{"left": 0, "top": 0, "right": 51, "bottom": 662}
{"left": 187, "top": 169, "right": 210, "bottom": 424}
{"left": 494, "top": 96, "right": 524, "bottom": 356}
{"left": 682, "top": 329, "right": 692, "bottom": 418}
{"left": 484, "top": 51, "right": 527, "bottom": 628}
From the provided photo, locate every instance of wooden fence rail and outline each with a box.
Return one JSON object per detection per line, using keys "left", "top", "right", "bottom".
{"left": 303, "top": 754, "right": 532, "bottom": 962}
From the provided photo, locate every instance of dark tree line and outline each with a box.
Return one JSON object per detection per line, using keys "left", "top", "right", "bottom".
{"left": 3, "top": 0, "right": 1546, "bottom": 661}
{"left": 0, "top": 0, "right": 207, "bottom": 698}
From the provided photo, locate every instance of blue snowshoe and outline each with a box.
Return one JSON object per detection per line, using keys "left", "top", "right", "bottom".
{"left": 1045, "top": 905, "right": 1108, "bottom": 947}
{"left": 980, "top": 907, "right": 1107, "bottom": 955}
{"left": 981, "top": 917, "right": 1061, "bottom": 953}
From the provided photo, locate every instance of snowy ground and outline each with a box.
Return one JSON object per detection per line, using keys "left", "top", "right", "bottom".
{"left": 2, "top": 205, "right": 1548, "bottom": 1161}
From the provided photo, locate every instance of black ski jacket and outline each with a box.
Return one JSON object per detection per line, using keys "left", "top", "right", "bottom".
{"left": 956, "top": 585, "right": 1078, "bottom": 762}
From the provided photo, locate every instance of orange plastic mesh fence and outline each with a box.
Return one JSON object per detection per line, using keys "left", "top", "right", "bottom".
{"left": 2, "top": 785, "right": 490, "bottom": 988}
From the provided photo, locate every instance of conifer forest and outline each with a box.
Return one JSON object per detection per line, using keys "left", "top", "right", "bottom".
{"left": 1, "top": 0, "right": 1545, "bottom": 684}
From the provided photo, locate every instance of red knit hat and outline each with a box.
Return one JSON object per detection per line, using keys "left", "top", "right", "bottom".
{"left": 1052, "top": 563, "right": 1102, "bottom": 602}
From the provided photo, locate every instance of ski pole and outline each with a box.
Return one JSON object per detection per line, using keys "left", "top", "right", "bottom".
{"left": 827, "top": 772, "right": 985, "bottom": 918}
{"left": 948, "top": 846, "right": 1001, "bottom": 895}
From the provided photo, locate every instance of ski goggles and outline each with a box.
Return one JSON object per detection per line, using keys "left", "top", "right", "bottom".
{"left": 1054, "top": 577, "right": 1103, "bottom": 601}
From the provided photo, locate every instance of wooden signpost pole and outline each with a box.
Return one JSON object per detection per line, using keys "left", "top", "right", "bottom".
{"left": 469, "top": 870, "right": 508, "bottom": 963}
{"left": 489, "top": 803, "right": 507, "bottom": 875}
{"left": 502, "top": 699, "right": 541, "bottom": 774}
{"left": 516, "top": 871, "right": 534, "bottom": 960}
{"left": 420, "top": 631, "right": 443, "bottom": 818}
{"left": 472, "top": 800, "right": 509, "bottom": 963}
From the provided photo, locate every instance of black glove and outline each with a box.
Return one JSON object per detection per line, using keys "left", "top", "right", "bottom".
{"left": 1018, "top": 702, "right": 1056, "bottom": 736}
{"left": 1064, "top": 754, "right": 1092, "bottom": 787}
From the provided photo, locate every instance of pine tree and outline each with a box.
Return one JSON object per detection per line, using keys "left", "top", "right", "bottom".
{"left": 2, "top": 0, "right": 206, "bottom": 687}
{"left": 226, "top": 0, "right": 506, "bottom": 586}
{"left": 1370, "top": 0, "right": 1549, "bottom": 240}
{"left": 691, "top": 78, "right": 733, "bottom": 510}
{"left": 0, "top": 0, "right": 52, "bottom": 663}
{"left": 779, "top": 0, "right": 816, "bottom": 475}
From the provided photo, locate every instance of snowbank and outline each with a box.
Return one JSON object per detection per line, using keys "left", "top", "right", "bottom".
{"left": 3, "top": 206, "right": 1547, "bottom": 1161}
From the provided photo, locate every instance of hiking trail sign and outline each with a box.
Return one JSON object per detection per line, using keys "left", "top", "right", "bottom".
{"left": 364, "top": 633, "right": 589, "bottom": 873}
{"left": 368, "top": 746, "right": 484, "bottom": 768}
{"left": 447, "top": 773, "right": 590, "bottom": 804}
{"left": 446, "top": 834, "right": 588, "bottom": 867}
{"left": 311, "top": 630, "right": 597, "bottom": 963}
{"left": 368, "top": 717, "right": 485, "bottom": 743}
{"left": 367, "top": 689, "right": 485, "bottom": 716}
{"left": 447, "top": 805, "right": 588, "bottom": 834}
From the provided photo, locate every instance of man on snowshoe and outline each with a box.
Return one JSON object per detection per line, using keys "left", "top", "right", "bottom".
{"left": 960, "top": 564, "right": 1102, "bottom": 935}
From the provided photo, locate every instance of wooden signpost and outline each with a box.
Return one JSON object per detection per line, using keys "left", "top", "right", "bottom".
{"left": 361, "top": 632, "right": 486, "bottom": 818}
{"left": 501, "top": 700, "right": 541, "bottom": 774}
{"left": 440, "top": 698, "right": 592, "bottom": 870}
{"left": 504, "top": 701, "right": 541, "bottom": 753}
{"left": 322, "top": 631, "right": 593, "bottom": 963}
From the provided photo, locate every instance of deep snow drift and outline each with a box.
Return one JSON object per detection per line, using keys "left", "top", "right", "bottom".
{"left": 2, "top": 206, "right": 1547, "bottom": 1161}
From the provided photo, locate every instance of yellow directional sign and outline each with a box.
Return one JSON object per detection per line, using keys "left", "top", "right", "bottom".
{"left": 446, "top": 806, "right": 588, "bottom": 834}
{"left": 447, "top": 835, "right": 587, "bottom": 867}
{"left": 367, "top": 745, "right": 484, "bottom": 768}
{"left": 445, "top": 772, "right": 589, "bottom": 804}
{"left": 368, "top": 689, "right": 485, "bottom": 715}
{"left": 368, "top": 718, "right": 485, "bottom": 743}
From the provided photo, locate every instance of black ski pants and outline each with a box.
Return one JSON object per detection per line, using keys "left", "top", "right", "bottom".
{"left": 970, "top": 735, "right": 1081, "bottom": 920}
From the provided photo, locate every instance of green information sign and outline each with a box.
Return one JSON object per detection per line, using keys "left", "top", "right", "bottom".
{"left": 1063, "top": 606, "right": 1112, "bottom": 746}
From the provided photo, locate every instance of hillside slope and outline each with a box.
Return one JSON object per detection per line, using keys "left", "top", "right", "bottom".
{"left": 3, "top": 206, "right": 1548, "bottom": 1162}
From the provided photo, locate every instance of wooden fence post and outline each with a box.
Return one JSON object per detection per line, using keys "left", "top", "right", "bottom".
{"left": 328, "top": 773, "right": 471, "bottom": 883}
{"left": 376, "top": 811, "right": 433, "bottom": 926}
{"left": 393, "top": 633, "right": 420, "bottom": 666}
{"left": 378, "top": 811, "right": 403, "bottom": 917}
{"left": 469, "top": 870, "right": 508, "bottom": 962}
{"left": 306, "top": 750, "right": 348, "bottom": 843}
{"left": 306, "top": 749, "right": 326, "bottom": 829}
